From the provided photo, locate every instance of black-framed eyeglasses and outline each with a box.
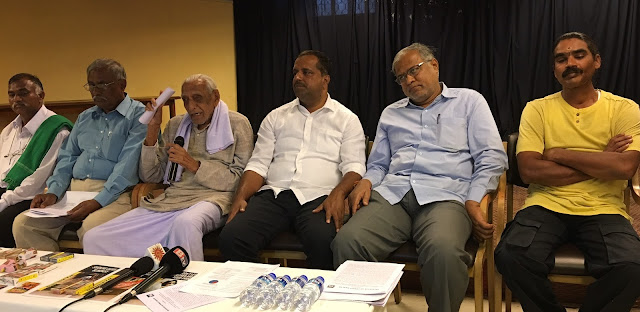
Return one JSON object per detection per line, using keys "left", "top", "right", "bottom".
{"left": 83, "top": 81, "right": 117, "bottom": 91}
{"left": 395, "top": 61, "right": 427, "bottom": 85}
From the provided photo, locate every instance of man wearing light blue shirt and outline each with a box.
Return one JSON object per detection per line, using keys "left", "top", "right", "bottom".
{"left": 332, "top": 43, "right": 507, "bottom": 311}
{"left": 13, "top": 58, "right": 147, "bottom": 251}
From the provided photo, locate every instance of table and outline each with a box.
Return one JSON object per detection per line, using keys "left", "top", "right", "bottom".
{"left": 0, "top": 252, "right": 381, "bottom": 312}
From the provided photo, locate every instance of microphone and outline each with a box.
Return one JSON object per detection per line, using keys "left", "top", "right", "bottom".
{"left": 117, "top": 246, "right": 190, "bottom": 305}
{"left": 168, "top": 136, "right": 185, "bottom": 182}
{"left": 59, "top": 257, "right": 154, "bottom": 312}
{"left": 83, "top": 256, "right": 154, "bottom": 299}
{"left": 144, "top": 243, "right": 168, "bottom": 270}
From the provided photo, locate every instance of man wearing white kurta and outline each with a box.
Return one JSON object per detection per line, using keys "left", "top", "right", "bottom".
{"left": 83, "top": 75, "right": 254, "bottom": 261}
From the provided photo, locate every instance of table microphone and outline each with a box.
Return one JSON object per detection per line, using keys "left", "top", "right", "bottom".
{"left": 84, "top": 256, "right": 154, "bottom": 299}
{"left": 116, "top": 246, "right": 190, "bottom": 305}
{"left": 168, "top": 136, "right": 185, "bottom": 182}
{"left": 59, "top": 256, "right": 154, "bottom": 312}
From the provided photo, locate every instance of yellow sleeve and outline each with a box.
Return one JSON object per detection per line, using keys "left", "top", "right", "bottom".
{"left": 614, "top": 100, "right": 640, "bottom": 152}
{"left": 517, "top": 100, "right": 545, "bottom": 155}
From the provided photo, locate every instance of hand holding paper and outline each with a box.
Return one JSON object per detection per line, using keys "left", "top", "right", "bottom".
{"left": 30, "top": 193, "right": 58, "bottom": 209}
{"left": 26, "top": 191, "right": 99, "bottom": 218}
{"left": 139, "top": 87, "right": 175, "bottom": 125}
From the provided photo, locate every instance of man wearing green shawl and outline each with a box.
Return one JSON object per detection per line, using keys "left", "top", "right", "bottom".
{"left": 0, "top": 73, "right": 72, "bottom": 247}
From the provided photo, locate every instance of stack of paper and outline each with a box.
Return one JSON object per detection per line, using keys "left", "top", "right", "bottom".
{"left": 320, "top": 261, "right": 404, "bottom": 306}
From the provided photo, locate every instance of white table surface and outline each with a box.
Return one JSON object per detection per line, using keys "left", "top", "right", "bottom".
{"left": 0, "top": 252, "right": 385, "bottom": 312}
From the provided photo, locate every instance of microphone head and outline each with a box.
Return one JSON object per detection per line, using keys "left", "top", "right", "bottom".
{"left": 159, "top": 246, "right": 190, "bottom": 276}
{"left": 174, "top": 136, "right": 185, "bottom": 147}
{"left": 130, "top": 256, "right": 155, "bottom": 276}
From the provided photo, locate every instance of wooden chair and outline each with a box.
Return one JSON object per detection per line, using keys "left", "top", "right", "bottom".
{"left": 227, "top": 140, "right": 508, "bottom": 311}
{"left": 64, "top": 136, "right": 506, "bottom": 311}
{"left": 501, "top": 132, "right": 637, "bottom": 311}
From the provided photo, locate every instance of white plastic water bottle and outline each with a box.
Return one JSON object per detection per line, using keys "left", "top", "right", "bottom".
{"left": 238, "top": 273, "right": 277, "bottom": 307}
{"left": 274, "top": 275, "right": 308, "bottom": 310}
{"left": 292, "top": 276, "right": 325, "bottom": 312}
{"left": 255, "top": 275, "right": 292, "bottom": 309}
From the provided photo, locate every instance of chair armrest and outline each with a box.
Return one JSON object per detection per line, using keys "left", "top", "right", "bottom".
{"left": 631, "top": 168, "right": 640, "bottom": 207}
{"left": 484, "top": 165, "right": 507, "bottom": 312}
{"left": 131, "top": 183, "right": 168, "bottom": 208}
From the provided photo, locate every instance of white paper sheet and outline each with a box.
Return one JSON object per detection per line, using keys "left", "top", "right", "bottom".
{"left": 320, "top": 269, "right": 402, "bottom": 305}
{"left": 323, "top": 261, "right": 404, "bottom": 295}
{"left": 179, "top": 261, "right": 278, "bottom": 298}
{"left": 26, "top": 191, "right": 99, "bottom": 218}
{"left": 137, "top": 283, "right": 224, "bottom": 312}
{"left": 139, "top": 87, "right": 176, "bottom": 124}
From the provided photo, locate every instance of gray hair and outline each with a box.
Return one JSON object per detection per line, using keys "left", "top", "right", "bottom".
{"left": 86, "top": 58, "right": 127, "bottom": 80}
{"left": 183, "top": 74, "right": 218, "bottom": 94}
{"left": 392, "top": 43, "right": 436, "bottom": 75}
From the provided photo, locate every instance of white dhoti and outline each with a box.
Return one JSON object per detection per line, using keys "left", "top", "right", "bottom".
{"left": 83, "top": 201, "right": 225, "bottom": 261}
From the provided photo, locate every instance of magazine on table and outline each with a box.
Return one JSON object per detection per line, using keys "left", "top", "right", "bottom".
{"left": 28, "top": 265, "right": 119, "bottom": 298}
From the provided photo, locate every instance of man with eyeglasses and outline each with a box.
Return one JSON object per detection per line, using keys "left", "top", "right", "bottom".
{"left": 333, "top": 43, "right": 507, "bottom": 311}
{"left": 13, "top": 59, "right": 147, "bottom": 251}
{"left": 0, "top": 73, "right": 72, "bottom": 247}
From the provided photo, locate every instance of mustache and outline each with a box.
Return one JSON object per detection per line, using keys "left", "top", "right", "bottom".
{"left": 92, "top": 95, "right": 107, "bottom": 102}
{"left": 294, "top": 82, "right": 306, "bottom": 88}
{"left": 562, "top": 66, "right": 583, "bottom": 78}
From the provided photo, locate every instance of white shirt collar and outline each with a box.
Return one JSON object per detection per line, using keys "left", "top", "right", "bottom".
{"left": 294, "top": 93, "right": 336, "bottom": 115}
{"left": 11, "top": 105, "right": 50, "bottom": 135}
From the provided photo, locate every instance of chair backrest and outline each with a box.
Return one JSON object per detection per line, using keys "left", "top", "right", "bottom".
{"left": 506, "top": 132, "right": 528, "bottom": 188}
{"left": 364, "top": 135, "right": 375, "bottom": 161}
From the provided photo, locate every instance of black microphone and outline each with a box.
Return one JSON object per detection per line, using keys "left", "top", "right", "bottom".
{"left": 168, "top": 136, "right": 185, "bottom": 182}
{"left": 117, "top": 247, "right": 190, "bottom": 304}
{"left": 84, "top": 256, "right": 154, "bottom": 299}
{"left": 60, "top": 257, "right": 154, "bottom": 312}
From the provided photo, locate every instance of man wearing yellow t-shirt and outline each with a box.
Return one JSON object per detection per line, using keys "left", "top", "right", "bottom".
{"left": 496, "top": 32, "right": 640, "bottom": 312}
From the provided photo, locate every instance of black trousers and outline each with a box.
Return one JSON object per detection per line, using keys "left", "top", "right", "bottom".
{"left": 495, "top": 206, "right": 640, "bottom": 312}
{"left": 0, "top": 188, "right": 32, "bottom": 247}
{"left": 219, "top": 190, "right": 336, "bottom": 269}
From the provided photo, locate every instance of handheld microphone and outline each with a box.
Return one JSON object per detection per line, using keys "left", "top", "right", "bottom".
{"left": 168, "top": 136, "right": 185, "bottom": 182}
{"left": 83, "top": 256, "right": 154, "bottom": 299}
{"left": 117, "top": 246, "right": 190, "bottom": 304}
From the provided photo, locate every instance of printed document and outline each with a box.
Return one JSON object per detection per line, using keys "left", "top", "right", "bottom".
{"left": 180, "top": 261, "right": 278, "bottom": 298}
{"left": 138, "top": 283, "right": 224, "bottom": 312}
{"left": 320, "top": 261, "right": 403, "bottom": 304}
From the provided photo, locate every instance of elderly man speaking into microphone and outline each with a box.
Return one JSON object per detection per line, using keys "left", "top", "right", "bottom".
{"left": 83, "top": 74, "right": 254, "bottom": 261}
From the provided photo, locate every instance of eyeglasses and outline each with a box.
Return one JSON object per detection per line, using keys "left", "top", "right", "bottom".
{"left": 395, "top": 61, "right": 427, "bottom": 85}
{"left": 3, "top": 131, "right": 30, "bottom": 163}
{"left": 83, "top": 81, "right": 117, "bottom": 91}
{"left": 4, "top": 148, "right": 25, "bottom": 163}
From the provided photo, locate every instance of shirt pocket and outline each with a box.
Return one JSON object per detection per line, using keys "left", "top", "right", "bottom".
{"left": 437, "top": 117, "right": 468, "bottom": 151}
{"left": 313, "top": 128, "right": 343, "bottom": 154}
{"left": 104, "top": 133, "right": 127, "bottom": 161}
